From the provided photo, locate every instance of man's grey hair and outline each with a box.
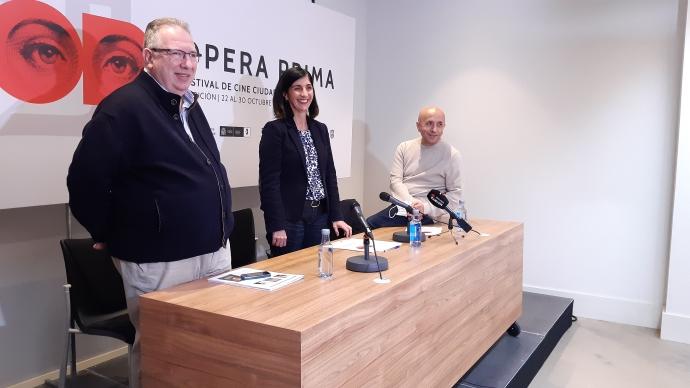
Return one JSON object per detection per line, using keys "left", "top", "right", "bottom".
{"left": 143, "top": 18, "right": 190, "bottom": 48}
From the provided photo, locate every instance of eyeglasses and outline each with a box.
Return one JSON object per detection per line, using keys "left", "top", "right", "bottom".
{"left": 149, "top": 48, "right": 202, "bottom": 63}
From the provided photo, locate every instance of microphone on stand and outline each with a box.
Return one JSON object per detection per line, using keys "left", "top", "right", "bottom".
{"left": 379, "top": 192, "right": 414, "bottom": 214}
{"left": 427, "top": 189, "right": 473, "bottom": 232}
{"left": 378, "top": 192, "right": 427, "bottom": 243}
{"left": 346, "top": 201, "right": 389, "bottom": 275}
{"left": 351, "top": 200, "right": 374, "bottom": 238}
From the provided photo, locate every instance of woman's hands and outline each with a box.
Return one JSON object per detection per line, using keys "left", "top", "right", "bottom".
{"left": 272, "top": 220, "right": 352, "bottom": 249}
{"left": 332, "top": 221, "right": 352, "bottom": 238}
{"left": 272, "top": 230, "right": 288, "bottom": 247}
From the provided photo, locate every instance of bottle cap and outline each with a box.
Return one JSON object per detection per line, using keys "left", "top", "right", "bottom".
{"left": 321, "top": 228, "right": 330, "bottom": 235}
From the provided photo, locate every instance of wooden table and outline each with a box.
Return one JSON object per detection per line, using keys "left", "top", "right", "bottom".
{"left": 140, "top": 219, "right": 523, "bottom": 387}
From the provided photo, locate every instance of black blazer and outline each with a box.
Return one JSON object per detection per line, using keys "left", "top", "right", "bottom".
{"left": 67, "top": 72, "right": 233, "bottom": 262}
{"left": 259, "top": 118, "right": 343, "bottom": 233}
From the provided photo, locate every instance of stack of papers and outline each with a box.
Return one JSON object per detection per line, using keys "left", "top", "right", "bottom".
{"left": 422, "top": 226, "right": 443, "bottom": 236}
{"left": 330, "top": 238, "right": 402, "bottom": 252}
{"left": 209, "top": 267, "right": 303, "bottom": 291}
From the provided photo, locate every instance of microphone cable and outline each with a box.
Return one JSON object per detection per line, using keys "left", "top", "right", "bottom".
{"left": 425, "top": 216, "right": 482, "bottom": 244}
{"left": 369, "top": 237, "right": 385, "bottom": 281}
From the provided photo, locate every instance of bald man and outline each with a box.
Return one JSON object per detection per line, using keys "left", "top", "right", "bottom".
{"left": 366, "top": 106, "right": 464, "bottom": 228}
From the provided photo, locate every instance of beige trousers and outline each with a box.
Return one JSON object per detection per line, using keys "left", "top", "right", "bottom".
{"left": 113, "top": 245, "right": 231, "bottom": 388}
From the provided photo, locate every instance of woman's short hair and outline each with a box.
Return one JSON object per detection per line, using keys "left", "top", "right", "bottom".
{"left": 272, "top": 67, "right": 319, "bottom": 119}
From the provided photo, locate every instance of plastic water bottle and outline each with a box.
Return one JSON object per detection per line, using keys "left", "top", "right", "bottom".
{"left": 409, "top": 209, "right": 422, "bottom": 248}
{"left": 318, "top": 229, "right": 333, "bottom": 278}
{"left": 454, "top": 200, "right": 468, "bottom": 238}
{"left": 457, "top": 199, "right": 468, "bottom": 221}
{"left": 454, "top": 200, "right": 467, "bottom": 224}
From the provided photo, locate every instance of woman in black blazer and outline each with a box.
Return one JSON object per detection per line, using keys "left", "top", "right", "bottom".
{"left": 259, "top": 67, "right": 352, "bottom": 256}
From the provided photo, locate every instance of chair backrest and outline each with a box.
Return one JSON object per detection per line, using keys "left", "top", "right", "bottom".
{"left": 60, "top": 238, "right": 129, "bottom": 326}
{"left": 332, "top": 199, "right": 366, "bottom": 240}
{"left": 229, "top": 208, "right": 257, "bottom": 268}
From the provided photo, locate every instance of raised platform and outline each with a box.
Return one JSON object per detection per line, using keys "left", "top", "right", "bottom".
{"left": 454, "top": 291, "right": 574, "bottom": 388}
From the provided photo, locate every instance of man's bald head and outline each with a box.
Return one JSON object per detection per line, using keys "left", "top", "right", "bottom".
{"left": 416, "top": 106, "right": 446, "bottom": 146}
{"left": 418, "top": 106, "right": 445, "bottom": 122}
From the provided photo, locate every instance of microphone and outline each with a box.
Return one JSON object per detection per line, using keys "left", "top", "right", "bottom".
{"left": 379, "top": 192, "right": 414, "bottom": 214}
{"left": 379, "top": 192, "right": 427, "bottom": 243}
{"left": 346, "top": 200, "right": 389, "bottom": 275}
{"left": 427, "top": 189, "right": 472, "bottom": 232}
{"left": 351, "top": 200, "right": 373, "bottom": 238}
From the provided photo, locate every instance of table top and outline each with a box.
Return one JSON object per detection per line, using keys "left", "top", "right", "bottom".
{"left": 140, "top": 219, "right": 522, "bottom": 333}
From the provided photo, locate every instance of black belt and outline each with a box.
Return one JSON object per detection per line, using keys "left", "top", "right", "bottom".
{"left": 305, "top": 199, "right": 327, "bottom": 213}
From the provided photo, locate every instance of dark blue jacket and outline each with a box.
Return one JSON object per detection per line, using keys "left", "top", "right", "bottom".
{"left": 259, "top": 118, "right": 343, "bottom": 233}
{"left": 67, "top": 72, "right": 233, "bottom": 263}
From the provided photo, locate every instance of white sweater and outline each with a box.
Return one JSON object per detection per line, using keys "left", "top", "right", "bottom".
{"left": 390, "top": 138, "right": 463, "bottom": 220}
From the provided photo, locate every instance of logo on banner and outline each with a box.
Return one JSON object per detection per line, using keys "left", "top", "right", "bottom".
{"left": 0, "top": 0, "right": 143, "bottom": 105}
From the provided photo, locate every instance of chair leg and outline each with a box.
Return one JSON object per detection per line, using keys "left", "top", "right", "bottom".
{"left": 70, "top": 332, "right": 77, "bottom": 377}
{"left": 128, "top": 344, "right": 137, "bottom": 388}
{"left": 59, "top": 285, "right": 72, "bottom": 388}
{"left": 58, "top": 329, "right": 70, "bottom": 388}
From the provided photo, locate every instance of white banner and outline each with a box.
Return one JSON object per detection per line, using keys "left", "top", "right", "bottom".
{"left": 0, "top": 0, "right": 354, "bottom": 209}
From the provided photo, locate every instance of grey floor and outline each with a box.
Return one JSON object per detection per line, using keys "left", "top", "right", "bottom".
{"left": 39, "top": 356, "right": 128, "bottom": 388}
{"left": 39, "top": 317, "right": 690, "bottom": 388}
{"left": 530, "top": 317, "right": 690, "bottom": 388}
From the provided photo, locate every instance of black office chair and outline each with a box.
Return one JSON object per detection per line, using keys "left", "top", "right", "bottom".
{"left": 229, "top": 208, "right": 258, "bottom": 268}
{"left": 57, "top": 238, "right": 135, "bottom": 388}
{"left": 331, "top": 198, "right": 366, "bottom": 240}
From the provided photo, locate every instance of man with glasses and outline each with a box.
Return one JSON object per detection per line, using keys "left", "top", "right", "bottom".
{"left": 67, "top": 18, "right": 232, "bottom": 386}
{"left": 366, "top": 106, "right": 464, "bottom": 228}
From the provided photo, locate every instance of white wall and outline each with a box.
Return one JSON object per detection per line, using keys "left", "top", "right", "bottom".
{"left": 363, "top": 0, "right": 684, "bottom": 329}
{"left": 662, "top": 1, "right": 690, "bottom": 344}
{"left": 316, "top": 0, "right": 367, "bottom": 208}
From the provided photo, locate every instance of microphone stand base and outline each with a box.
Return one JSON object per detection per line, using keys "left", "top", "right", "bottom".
{"left": 346, "top": 256, "right": 388, "bottom": 272}
{"left": 392, "top": 231, "right": 427, "bottom": 243}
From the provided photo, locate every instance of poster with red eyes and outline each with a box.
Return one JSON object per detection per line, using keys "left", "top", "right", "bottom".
{"left": 82, "top": 13, "right": 144, "bottom": 105}
{"left": 1, "top": 0, "right": 82, "bottom": 104}
{"left": 0, "top": 0, "right": 143, "bottom": 105}
{"left": 0, "top": 0, "right": 355, "bottom": 209}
